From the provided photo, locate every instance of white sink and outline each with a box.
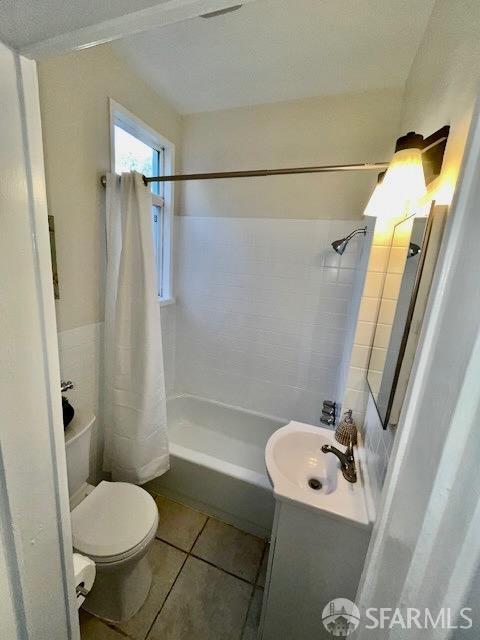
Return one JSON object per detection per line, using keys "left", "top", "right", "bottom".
{"left": 265, "top": 421, "right": 371, "bottom": 526}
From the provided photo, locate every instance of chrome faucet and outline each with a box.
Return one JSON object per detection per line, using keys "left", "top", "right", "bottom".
{"left": 321, "top": 438, "right": 357, "bottom": 483}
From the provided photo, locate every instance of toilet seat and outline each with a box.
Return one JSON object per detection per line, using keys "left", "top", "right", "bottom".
{"left": 71, "top": 481, "right": 158, "bottom": 564}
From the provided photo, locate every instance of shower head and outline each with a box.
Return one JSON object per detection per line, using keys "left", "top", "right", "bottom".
{"left": 331, "top": 237, "right": 349, "bottom": 255}
{"left": 408, "top": 242, "right": 421, "bottom": 259}
{"left": 331, "top": 226, "right": 367, "bottom": 255}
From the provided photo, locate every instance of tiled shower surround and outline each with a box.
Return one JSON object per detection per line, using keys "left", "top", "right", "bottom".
{"left": 174, "top": 217, "right": 367, "bottom": 424}
{"left": 58, "top": 217, "right": 368, "bottom": 475}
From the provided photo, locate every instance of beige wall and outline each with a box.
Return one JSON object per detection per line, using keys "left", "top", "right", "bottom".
{"left": 400, "top": 0, "right": 480, "bottom": 206}
{"left": 180, "top": 88, "right": 403, "bottom": 219}
{"left": 38, "top": 44, "right": 182, "bottom": 332}
{"left": 343, "top": 0, "right": 480, "bottom": 430}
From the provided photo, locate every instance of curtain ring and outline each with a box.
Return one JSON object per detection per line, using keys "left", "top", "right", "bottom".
{"left": 142, "top": 175, "right": 148, "bottom": 187}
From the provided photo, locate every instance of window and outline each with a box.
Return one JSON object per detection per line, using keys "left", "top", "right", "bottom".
{"left": 110, "top": 100, "right": 174, "bottom": 302}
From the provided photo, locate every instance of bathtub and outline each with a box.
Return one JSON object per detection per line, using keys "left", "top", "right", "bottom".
{"left": 147, "top": 394, "right": 286, "bottom": 537}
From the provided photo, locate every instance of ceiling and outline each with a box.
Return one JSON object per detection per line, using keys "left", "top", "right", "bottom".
{"left": 113, "top": 0, "right": 435, "bottom": 114}
{"left": 0, "top": 0, "right": 170, "bottom": 49}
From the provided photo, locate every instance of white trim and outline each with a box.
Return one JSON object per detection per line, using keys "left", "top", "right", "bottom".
{"left": 21, "top": 56, "right": 80, "bottom": 638}
{"left": 109, "top": 99, "right": 175, "bottom": 302}
{"left": 20, "top": 0, "right": 260, "bottom": 60}
{"left": 159, "top": 297, "right": 176, "bottom": 307}
{"left": 109, "top": 99, "right": 172, "bottom": 160}
{"left": 1, "top": 44, "right": 79, "bottom": 638}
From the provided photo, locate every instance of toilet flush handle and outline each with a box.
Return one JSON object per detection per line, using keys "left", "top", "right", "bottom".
{"left": 76, "top": 582, "right": 89, "bottom": 598}
{"left": 61, "top": 380, "right": 74, "bottom": 393}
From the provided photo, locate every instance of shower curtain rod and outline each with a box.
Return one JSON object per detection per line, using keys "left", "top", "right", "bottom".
{"left": 100, "top": 161, "right": 389, "bottom": 186}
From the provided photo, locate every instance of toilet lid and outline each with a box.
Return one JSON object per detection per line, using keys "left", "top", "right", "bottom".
{"left": 71, "top": 481, "right": 158, "bottom": 560}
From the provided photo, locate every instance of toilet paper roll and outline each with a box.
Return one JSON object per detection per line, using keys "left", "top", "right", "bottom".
{"left": 73, "top": 552, "right": 96, "bottom": 608}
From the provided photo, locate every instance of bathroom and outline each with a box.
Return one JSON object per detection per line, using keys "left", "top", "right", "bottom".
{"left": 2, "top": 1, "right": 480, "bottom": 639}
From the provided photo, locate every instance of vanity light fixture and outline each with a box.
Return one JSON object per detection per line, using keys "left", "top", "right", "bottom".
{"left": 383, "top": 131, "right": 427, "bottom": 218}
{"left": 365, "top": 131, "right": 427, "bottom": 219}
{"left": 363, "top": 126, "right": 450, "bottom": 219}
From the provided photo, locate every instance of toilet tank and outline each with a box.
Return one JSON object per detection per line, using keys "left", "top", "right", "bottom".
{"left": 65, "top": 412, "right": 95, "bottom": 498}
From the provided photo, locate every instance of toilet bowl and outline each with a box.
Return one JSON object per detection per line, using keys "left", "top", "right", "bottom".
{"left": 65, "top": 414, "right": 159, "bottom": 622}
{"left": 71, "top": 480, "right": 159, "bottom": 622}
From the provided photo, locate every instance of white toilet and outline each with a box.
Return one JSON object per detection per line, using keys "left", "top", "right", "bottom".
{"left": 65, "top": 413, "right": 158, "bottom": 622}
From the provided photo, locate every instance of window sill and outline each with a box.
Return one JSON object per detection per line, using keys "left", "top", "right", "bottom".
{"left": 158, "top": 297, "right": 176, "bottom": 307}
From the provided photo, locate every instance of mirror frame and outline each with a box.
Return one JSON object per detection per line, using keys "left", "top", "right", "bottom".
{"left": 367, "top": 204, "right": 436, "bottom": 429}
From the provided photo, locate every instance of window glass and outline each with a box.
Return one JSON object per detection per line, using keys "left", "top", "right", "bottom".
{"left": 112, "top": 113, "right": 172, "bottom": 301}
{"left": 114, "top": 125, "right": 156, "bottom": 175}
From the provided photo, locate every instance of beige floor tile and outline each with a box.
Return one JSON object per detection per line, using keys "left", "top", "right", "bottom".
{"left": 242, "top": 588, "right": 264, "bottom": 640}
{"left": 154, "top": 495, "right": 207, "bottom": 551}
{"left": 115, "top": 540, "right": 186, "bottom": 640}
{"left": 192, "top": 518, "right": 265, "bottom": 583}
{"left": 148, "top": 556, "right": 251, "bottom": 640}
{"left": 256, "top": 545, "right": 269, "bottom": 588}
{"left": 79, "top": 610, "right": 125, "bottom": 640}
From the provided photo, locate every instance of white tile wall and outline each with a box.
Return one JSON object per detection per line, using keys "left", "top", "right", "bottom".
{"left": 58, "top": 323, "right": 103, "bottom": 481}
{"left": 160, "top": 303, "right": 176, "bottom": 396}
{"left": 58, "top": 307, "right": 176, "bottom": 480}
{"left": 343, "top": 216, "right": 397, "bottom": 425}
{"left": 341, "top": 216, "right": 413, "bottom": 510}
{"left": 335, "top": 226, "right": 372, "bottom": 415}
{"left": 174, "top": 217, "right": 365, "bottom": 424}
{"left": 363, "top": 395, "right": 396, "bottom": 509}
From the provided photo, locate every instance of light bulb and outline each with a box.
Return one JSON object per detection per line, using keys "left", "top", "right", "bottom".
{"left": 364, "top": 172, "right": 388, "bottom": 218}
{"left": 364, "top": 132, "right": 427, "bottom": 219}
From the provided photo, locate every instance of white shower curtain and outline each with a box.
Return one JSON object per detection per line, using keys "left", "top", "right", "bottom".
{"left": 103, "top": 172, "right": 169, "bottom": 484}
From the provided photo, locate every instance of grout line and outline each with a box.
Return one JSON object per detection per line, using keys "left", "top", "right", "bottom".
{"left": 154, "top": 533, "right": 193, "bottom": 555}
{"left": 189, "top": 514, "right": 265, "bottom": 586}
{"left": 109, "top": 496, "right": 266, "bottom": 640}
{"left": 239, "top": 542, "right": 268, "bottom": 639}
{"left": 189, "top": 552, "right": 255, "bottom": 586}
{"left": 156, "top": 523, "right": 262, "bottom": 585}
{"left": 102, "top": 620, "right": 133, "bottom": 639}
{"left": 143, "top": 553, "right": 190, "bottom": 640}
{"left": 254, "top": 542, "right": 268, "bottom": 588}
{"left": 239, "top": 584, "right": 257, "bottom": 640}
{"left": 144, "top": 518, "right": 209, "bottom": 640}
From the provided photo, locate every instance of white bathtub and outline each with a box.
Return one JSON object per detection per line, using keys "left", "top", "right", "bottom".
{"left": 147, "top": 394, "right": 286, "bottom": 537}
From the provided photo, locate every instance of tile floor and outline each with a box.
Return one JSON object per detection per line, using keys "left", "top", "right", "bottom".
{"left": 79, "top": 493, "right": 268, "bottom": 640}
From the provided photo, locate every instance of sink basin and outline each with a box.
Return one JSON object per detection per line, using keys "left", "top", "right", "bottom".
{"left": 268, "top": 427, "right": 338, "bottom": 495}
{"left": 265, "top": 421, "right": 371, "bottom": 526}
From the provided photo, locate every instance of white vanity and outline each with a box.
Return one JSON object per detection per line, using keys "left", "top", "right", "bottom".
{"left": 259, "top": 421, "right": 373, "bottom": 640}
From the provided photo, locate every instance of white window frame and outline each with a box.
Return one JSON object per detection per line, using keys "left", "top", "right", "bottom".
{"left": 109, "top": 98, "right": 175, "bottom": 304}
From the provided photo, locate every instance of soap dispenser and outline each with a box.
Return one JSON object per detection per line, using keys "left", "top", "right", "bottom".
{"left": 335, "top": 409, "right": 357, "bottom": 446}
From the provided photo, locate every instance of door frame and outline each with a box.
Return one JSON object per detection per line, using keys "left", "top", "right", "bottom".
{"left": 1, "top": 44, "right": 79, "bottom": 639}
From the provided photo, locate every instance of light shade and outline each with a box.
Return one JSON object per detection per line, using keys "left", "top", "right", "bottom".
{"left": 365, "top": 132, "right": 427, "bottom": 219}
{"left": 364, "top": 171, "right": 388, "bottom": 218}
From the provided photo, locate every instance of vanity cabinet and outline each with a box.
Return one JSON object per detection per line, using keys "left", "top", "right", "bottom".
{"left": 259, "top": 500, "right": 371, "bottom": 640}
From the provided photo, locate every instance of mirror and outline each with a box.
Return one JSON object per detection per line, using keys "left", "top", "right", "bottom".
{"left": 367, "top": 205, "right": 447, "bottom": 428}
